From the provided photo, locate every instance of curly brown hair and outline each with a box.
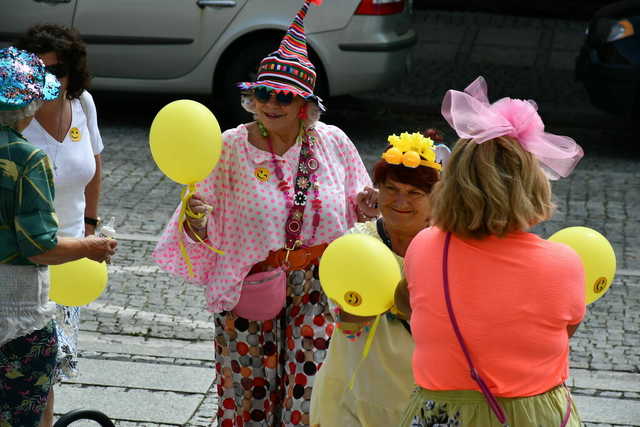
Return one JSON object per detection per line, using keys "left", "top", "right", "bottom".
{"left": 16, "top": 24, "right": 90, "bottom": 100}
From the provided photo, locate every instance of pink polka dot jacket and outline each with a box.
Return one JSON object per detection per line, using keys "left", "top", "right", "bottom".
{"left": 153, "top": 122, "right": 372, "bottom": 313}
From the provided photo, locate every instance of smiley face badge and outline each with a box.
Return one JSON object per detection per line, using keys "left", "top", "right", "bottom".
{"left": 70, "top": 127, "right": 81, "bottom": 142}
{"left": 254, "top": 167, "right": 270, "bottom": 182}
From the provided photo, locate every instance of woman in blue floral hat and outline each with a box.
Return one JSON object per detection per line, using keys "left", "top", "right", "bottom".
{"left": 16, "top": 24, "right": 107, "bottom": 426}
{"left": 0, "top": 46, "right": 117, "bottom": 427}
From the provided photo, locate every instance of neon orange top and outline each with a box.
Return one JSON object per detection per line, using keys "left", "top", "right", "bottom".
{"left": 405, "top": 228, "right": 585, "bottom": 397}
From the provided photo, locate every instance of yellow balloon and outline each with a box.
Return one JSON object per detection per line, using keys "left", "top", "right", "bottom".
{"left": 319, "top": 234, "right": 401, "bottom": 316}
{"left": 149, "top": 100, "right": 222, "bottom": 185}
{"left": 49, "top": 258, "right": 108, "bottom": 306}
{"left": 548, "top": 226, "right": 616, "bottom": 305}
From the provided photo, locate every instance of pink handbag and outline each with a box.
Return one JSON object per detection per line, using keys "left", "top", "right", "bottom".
{"left": 232, "top": 268, "right": 287, "bottom": 321}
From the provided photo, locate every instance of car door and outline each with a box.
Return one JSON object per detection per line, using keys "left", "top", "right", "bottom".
{"left": 72, "top": 0, "right": 247, "bottom": 79}
{"left": 0, "top": 0, "right": 76, "bottom": 47}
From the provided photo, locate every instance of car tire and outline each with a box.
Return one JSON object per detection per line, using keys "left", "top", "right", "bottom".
{"left": 213, "top": 36, "right": 328, "bottom": 130}
{"left": 213, "top": 37, "right": 280, "bottom": 130}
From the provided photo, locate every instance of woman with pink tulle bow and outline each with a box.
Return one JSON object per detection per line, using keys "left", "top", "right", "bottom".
{"left": 398, "top": 77, "right": 586, "bottom": 427}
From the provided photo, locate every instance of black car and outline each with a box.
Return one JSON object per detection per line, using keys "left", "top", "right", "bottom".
{"left": 414, "top": 0, "right": 615, "bottom": 19}
{"left": 576, "top": 0, "right": 640, "bottom": 116}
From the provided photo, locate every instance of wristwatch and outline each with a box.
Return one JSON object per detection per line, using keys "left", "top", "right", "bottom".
{"left": 84, "top": 216, "right": 101, "bottom": 227}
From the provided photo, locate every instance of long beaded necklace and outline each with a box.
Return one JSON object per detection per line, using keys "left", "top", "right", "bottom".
{"left": 41, "top": 96, "right": 69, "bottom": 174}
{"left": 257, "top": 121, "right": 322, "bottom": 248}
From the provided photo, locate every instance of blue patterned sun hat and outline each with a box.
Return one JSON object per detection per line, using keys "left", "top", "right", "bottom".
{"left": 0, "top": 46, "right": 60, "bottom": 111}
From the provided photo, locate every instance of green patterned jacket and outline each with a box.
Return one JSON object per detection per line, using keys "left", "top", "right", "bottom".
{"left": 0, "top": 125, "right": 58, "bottom": 265}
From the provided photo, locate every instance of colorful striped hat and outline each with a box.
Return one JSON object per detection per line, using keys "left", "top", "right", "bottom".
{"left": 237, "top": 0, "right": 325, "bottom": 111}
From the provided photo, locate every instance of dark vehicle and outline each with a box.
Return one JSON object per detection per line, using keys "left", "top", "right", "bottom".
{"left": 576, "top": 0, "right": 640, "bottom": 116}
{"left": 413, "top": 0, "right": 616, "bottom": 19}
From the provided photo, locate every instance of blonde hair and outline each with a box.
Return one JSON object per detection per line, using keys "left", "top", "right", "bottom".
{"left": 431, "top": 136, "right": 554, "bottom": 239}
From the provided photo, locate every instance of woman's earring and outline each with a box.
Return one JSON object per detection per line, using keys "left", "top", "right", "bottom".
{"left": 298, "top": 105, "right": 308, "bottom": 120}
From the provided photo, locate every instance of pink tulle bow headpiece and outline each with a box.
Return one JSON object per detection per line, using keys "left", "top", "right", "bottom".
{"left": 441, "top": 76, "right": 584, "bottom": 179}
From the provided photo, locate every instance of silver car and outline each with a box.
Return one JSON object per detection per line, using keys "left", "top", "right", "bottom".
{"left": 1, "top": 0, "right": 416, "bottom": 124}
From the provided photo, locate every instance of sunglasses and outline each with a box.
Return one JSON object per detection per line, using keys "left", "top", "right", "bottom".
{"left": 254, "top": 87, "right": 294, "bottom": 106}
{"left": 45, "top": 63, "right": 69, "bottom": 79}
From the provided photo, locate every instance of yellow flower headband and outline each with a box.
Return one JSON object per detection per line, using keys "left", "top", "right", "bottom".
{"left": 381, "top": 132, "right": 442, "bottom": 170}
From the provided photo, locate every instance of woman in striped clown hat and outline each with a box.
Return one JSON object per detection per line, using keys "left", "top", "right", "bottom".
{"left": 153, "top": 1, "right": 378, "bottom": 425}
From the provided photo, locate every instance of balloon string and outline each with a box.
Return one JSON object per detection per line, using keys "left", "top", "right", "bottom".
{"left": 186, "top": 220, "right": 224, "bottom": 255}
{"left": 178, "top": 184, "right": 224, "bottom": 278}
{"left": 348, "top": 313, "right": 382, "bottom": 390}
{"left": 178, "top": 185, "right": 195, "bottom": 278}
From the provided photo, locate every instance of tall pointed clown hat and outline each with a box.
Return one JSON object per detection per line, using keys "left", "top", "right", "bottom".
{"left": 237, "top": 0, "right": 325, "bottom": 111}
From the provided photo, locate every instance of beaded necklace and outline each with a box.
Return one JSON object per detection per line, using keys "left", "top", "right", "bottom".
{"left": 257, "top": 121, "right": 322, "bottom": 249}
{"left": 376, "top": 218, "right": 393, "bottom": 251}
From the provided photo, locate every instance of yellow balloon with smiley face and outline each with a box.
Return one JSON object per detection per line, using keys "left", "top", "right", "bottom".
{"left": 548, "top": 226, "right": 616, "bottom": 305}
{"left": 319, "top": 233, "right": 401, "bottom": 316}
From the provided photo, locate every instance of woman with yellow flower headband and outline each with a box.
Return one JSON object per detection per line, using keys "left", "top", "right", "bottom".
{"left": 309, "top": 130, "right": 450, "bottom": 427}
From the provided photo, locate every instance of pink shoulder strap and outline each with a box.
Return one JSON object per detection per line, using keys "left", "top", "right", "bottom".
{"left": 442, "top": 232, "right": 571, "bottom": 426}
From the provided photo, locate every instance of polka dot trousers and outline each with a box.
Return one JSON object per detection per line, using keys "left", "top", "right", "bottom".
{"left": 214, "top": 266, "right": 334, "bottom": 427}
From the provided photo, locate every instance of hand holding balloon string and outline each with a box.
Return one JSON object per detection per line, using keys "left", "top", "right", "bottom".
{"left": 186, "top": 194, "right": 212, "bottom": 234}
{"left": 149, "top": 100, "right": 224, "bottom": 276}
{"left": 83, "top": 235, "right": 117, "bottom": 264}
{"left": 97, "top": 216, "right": 117, "bottom": 264}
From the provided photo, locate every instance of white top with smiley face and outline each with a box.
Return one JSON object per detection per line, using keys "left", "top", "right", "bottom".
{"left": 23, "top": 90, "right": 103, "bottom": 238}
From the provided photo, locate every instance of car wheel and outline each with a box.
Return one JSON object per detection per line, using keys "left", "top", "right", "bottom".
{"left": 213, "top": 37, "right": 280, "bottom": 130}
{"left": 213, "top": 36, "right": 329, "bottom": 130}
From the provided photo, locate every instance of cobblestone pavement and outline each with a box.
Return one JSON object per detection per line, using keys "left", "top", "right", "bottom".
{"left": 55, "top": 9, "right": 639, "bottom": 427}
{"left": 373, "top": 9, "right": 632, "bottom": 128}
{"left": 71, "top": 105, "right": 639, "bottom": 425}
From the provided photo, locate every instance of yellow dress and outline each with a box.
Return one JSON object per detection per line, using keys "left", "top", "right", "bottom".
{"left": 310, "top": 220, "right": 415, "bottom": 427}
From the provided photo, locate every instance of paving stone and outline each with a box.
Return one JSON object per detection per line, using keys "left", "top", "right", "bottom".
{"left": 68, "top": 8, "right": 640, "bottom": 425}
{"left": 469, "top": 46, "right": 537, "bottom": 66}
{"left": 79, "top": 332, "right": 214, "bottom": 361}
{"left": 54, "top": 384, "right": 202, "bottom": 425}
{"left": 570, "top": 369, "right": 640, "bottom": 393}
{"left": 552, "top": 30, "right": 586, "bottom": 51}
{"left": 65, "top": 359, "right": 213, "bottom": 393}
{"left": 475, "top": 28, "right": 541, "bottom": 47}
{"left": 574, "top": 395, "right": 640, "bottom": 425}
